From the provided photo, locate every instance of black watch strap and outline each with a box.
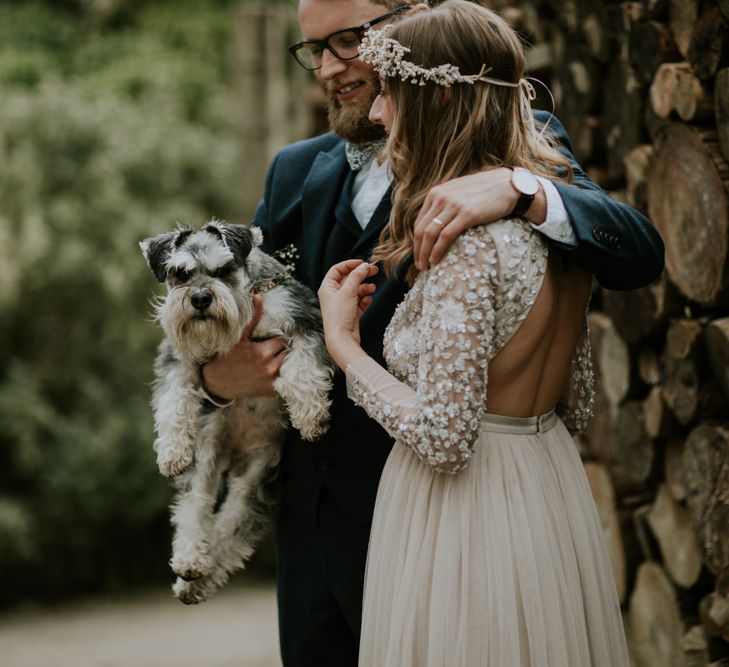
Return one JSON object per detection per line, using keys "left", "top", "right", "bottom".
{"left": 510, "top": 167, "right": 539, "bottom": 218}
{"left": 511, "top": 191, "right": 536, "bottom": 217}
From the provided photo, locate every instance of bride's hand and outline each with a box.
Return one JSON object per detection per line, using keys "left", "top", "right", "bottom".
{"left": 318, "top": 259, "right": 378, "bottom": 367}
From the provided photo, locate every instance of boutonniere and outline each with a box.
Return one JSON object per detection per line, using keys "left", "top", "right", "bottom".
{"left": 272, "top": 243, "right": 300, "bottom": 276}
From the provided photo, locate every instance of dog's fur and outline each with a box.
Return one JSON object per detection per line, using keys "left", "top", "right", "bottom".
{"left": 140, "top": 220, "right": 333, "bottom": 604}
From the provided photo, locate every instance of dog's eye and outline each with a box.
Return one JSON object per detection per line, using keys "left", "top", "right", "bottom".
{"left": 212, "top": 265, "right": 235, "bottom": 280}
{"left": 170, "top": 268, "right": 192, "bottom": 283}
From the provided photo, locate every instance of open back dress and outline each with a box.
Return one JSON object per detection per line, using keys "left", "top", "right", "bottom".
{"left": 345, "top": 220, "right": 630, "bottom": 666}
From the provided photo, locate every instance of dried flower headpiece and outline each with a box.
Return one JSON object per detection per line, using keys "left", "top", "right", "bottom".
{"left": 359, "top": 24, "right": 536, "bottom": 101}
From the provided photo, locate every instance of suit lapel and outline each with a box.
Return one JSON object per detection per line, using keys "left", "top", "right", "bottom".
{"left": 301, "top": 143, "right": 350, "bottom": 287}
{"left": 334, "top": 169, "right": 362, "bottom": 237}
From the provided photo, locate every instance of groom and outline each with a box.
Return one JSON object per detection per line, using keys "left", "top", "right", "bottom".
{"left": 203, "top": 1, "right": 664, "bottom": 665}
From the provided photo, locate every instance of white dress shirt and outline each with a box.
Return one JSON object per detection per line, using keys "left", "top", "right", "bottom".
{"left": 351, "top": 158, "right": 392, "bottom": 230}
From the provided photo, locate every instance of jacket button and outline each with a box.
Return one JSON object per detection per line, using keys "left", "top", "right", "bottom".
{"left": 593, "top": 228, "right": 602, "bottom": 241}
{"left": 316, "top": 459, "right": 329, "bottom": 471}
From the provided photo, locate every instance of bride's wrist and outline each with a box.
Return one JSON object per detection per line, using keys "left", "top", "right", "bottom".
{"left": 325, "top": 332, "right": 365, "bottom": 370}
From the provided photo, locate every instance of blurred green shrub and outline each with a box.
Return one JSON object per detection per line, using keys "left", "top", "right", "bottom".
{"left": 0, "top": 0, "right": 249, "bottom": 605}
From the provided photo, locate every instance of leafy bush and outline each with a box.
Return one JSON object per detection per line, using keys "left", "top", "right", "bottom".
{"left": 0, "top": 0, "right": 248, "bottom": 605}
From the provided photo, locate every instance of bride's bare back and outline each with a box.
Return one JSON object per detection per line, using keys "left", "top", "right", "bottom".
{"left": 486, "top": 252, "right": 592, "bottom": 417}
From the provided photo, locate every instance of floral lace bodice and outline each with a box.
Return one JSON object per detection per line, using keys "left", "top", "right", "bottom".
{"left": 346, "top": 220, "right": 594, "bottom": 474}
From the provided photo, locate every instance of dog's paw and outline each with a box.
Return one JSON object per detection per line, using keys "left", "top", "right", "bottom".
{"left": 297, "top": 416, "right": 330, "bottom": 442}
{"left": 156, "top": 448, "right": 193, "bottom": 478}
{"left": 291, "top": 404, "right": 330, "bottom": 442}
{"left": 173, "top": 577, "right": 208, "bottom": 605}
{"left": 170, "top": 552, "right": 214, "bottom": 581}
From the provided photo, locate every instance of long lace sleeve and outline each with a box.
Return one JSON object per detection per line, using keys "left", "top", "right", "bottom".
{"left": 556, "top": 317, "right": 594, "bottom": 434}
{"left": 346, "top": 230, "right": 499, "bottom": 474}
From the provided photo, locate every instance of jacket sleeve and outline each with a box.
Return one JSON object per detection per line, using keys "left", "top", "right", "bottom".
{"left": 536, "top": 111, "right": 665, "bottom": 290}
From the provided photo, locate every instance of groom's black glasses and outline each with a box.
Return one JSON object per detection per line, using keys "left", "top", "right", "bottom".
{"left": 288, "top": 5, "right": 411, "bottom": 71}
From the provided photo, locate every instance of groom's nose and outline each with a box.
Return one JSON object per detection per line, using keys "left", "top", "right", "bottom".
{"left": 318, "top": 48, "right": 348, "bottom": 80}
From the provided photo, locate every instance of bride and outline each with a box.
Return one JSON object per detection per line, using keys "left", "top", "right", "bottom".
{"left": 317, "top": 2, "right": 630, "bottom": 665}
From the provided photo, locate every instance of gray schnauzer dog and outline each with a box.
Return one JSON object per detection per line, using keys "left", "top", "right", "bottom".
{"left": 140, "top": 219, "right": 333, "bottom": 604}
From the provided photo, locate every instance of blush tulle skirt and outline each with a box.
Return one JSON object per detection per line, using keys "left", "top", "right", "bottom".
{"left": 358, "top": 411, "right": 630, "bottom": 667}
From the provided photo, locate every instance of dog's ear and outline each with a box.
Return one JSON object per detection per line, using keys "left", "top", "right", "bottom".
{"left": 203, "top": 219, "right": 260, "bottom": 265}
{"left": 249, "top": 226, "right": 264, "bottom": 248}
{"left": 220, "top": 224, "right": 256, "bottom": 265}
{"left": 139, "top": 232, "right": 177, "bottom": 282}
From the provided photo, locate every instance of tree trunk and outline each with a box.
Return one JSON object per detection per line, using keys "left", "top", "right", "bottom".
{"left": 705, "top": 318, "right": 729, "bottom": 408}
{"left": 665, "top": 439, "right": 687, "bottom": 501}
{"left": 551, "top": 27, "right": 598, "bottom": 161}
{"left": 644, "top": 385, "right": 679, "bottom": 439}
{"left": 603, "top": 9, "right": 646, "bottom": 178}
{"left": 590, "top": 312, "right": 632, "bottom": 405}
{"left": 674, "top": 65, "right": 715, "bottom": 122}
{"left": 584, "top": 313, "right": 621, "bottom": 462}
{"left": 639, "top": 346, "right": 662, "bottom": 386}
{"left": 717, "top": 68, "right": 729, "bottom": 163}
{"left": 700, "top": 592, "right": 729, "bottom": 639}
{"left": 720, "top": 0, "right": 729, "bottom": 22}
{"left": 585, "top": 462, "right": 627, "bottom": 603}
{"left": 668, "top": 0, "right": 699, "bottom": 59}
{"left": 613, "top": 400, "right": 655, "bottom": 489}
{"left": 661, "top": 319, "right": 704, "bottom": 425}
{"left": 629, "top": 561, "right": 683, "bottom": 667}
{"left": 688, "top": 7, "right": 729, "bottom": 81}
{"left": 647, "top": 484, "right": 703, "bottom": 588}
{"left": 623, "top": 144, "right": 653, "bottom": 212}
{"left": 649, "top": 60, "right": 714, "bottom": 122}
{"left": 683, "top": 423, "right": 729, "bottom": 575}
{"left": 681, "top": 625, "right": 710, "bottom": 667}
{"left": 631, "top": 20, "right": 681, "bottom": 85}
{"left": 602, "top": 275, "right": 681, "bottom": 344}
{"left": 647, "top": 123, "right": 729, "bottom": 305}
{"left": 650, "top": 62, "right": 686, "bottom": 119}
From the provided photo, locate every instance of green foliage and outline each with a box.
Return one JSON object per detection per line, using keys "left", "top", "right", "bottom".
{"left": 0, "top": 0, "right": 247, "bottom": 605}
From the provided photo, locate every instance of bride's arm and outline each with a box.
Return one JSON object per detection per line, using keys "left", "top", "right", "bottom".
{"left": 319, "top": 231, "right": 500, "bottom": 474}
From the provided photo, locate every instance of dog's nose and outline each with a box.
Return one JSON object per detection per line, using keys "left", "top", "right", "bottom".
{"left": 191, "top": 290, "right": 213, "bottom": 311}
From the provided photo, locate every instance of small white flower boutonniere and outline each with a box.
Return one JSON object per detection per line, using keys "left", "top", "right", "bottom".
{"left": 272, "top": 243, "right": 300, "bottom": 276}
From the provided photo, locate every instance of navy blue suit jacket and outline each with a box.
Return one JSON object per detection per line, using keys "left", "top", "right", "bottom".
{"left": 254, "top": 111, "right": 664, "bottom": 524}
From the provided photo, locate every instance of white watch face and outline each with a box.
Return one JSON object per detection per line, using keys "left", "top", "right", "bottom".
{"left": 512, "top": 168, "right": 540, "bottom": 196}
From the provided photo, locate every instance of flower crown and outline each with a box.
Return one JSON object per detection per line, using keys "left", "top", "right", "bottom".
{"left": 359, "top": 24, "right": 535, "bottom": 99}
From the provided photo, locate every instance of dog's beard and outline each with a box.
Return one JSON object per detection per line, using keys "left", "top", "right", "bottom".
{"left": 159, "top": 286, "right": 253, "bottom": 364}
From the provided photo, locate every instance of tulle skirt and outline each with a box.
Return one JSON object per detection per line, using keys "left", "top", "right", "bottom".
{"left": 359, "top": 411, "right": 630, "bottom": 667}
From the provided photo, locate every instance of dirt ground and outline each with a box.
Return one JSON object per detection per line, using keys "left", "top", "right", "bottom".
{"left": 0, "top": 580, "right": 280, "bottom": 667}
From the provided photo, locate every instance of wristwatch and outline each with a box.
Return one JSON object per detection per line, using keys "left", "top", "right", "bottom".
{"left": 510, "top": 167, "right": 540, "bottom": 217}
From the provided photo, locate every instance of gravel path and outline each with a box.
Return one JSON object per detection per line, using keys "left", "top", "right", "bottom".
{"left": 0, "top": 580, "right": 280, "bottom": 667}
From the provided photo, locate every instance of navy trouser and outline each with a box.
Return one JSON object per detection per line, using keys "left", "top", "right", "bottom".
{"left": 275, "top": 489, "right": 372, "bottom": 667}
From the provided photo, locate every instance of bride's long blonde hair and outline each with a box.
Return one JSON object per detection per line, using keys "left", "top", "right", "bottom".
{"left": 370, "top": 0, "right": 573, "bottom": 284}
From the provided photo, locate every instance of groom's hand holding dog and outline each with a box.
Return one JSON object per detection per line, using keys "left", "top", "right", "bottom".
{"left": 202, "top": 294, "right": 287, "bottom": 400}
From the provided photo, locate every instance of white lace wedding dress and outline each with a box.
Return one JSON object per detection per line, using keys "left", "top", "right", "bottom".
{"left": 346, "top": 220, "right": 630, "bottom": 666}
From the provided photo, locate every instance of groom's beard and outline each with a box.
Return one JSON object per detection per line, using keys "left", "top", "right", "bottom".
{"left": 323, "top": 78, "right": 387, "bottom": 144}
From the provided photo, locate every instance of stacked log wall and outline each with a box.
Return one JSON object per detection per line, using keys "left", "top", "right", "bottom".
{"left": 497, "top": 0, "right": 729, "bottom": 662}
